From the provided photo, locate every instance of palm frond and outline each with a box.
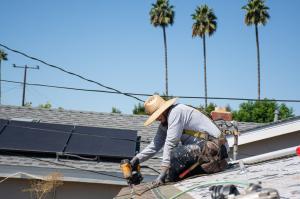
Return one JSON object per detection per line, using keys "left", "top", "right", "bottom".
{"left": 150, "top": 0, "right": 175, "bottom": 28}
{"left": 242, "top": 0, "right": 270, "bottom": 26}
{"left": 191, "top": 4, "right": 217, "bottom": 38}
{"left": 0, "top": 49, "right": 8, "bottom": 61}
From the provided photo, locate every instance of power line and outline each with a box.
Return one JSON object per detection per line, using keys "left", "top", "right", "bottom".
{"left": 1, "top": 79, "right": 151, "bottom": 97}
{"left": 2, "top": 79, "right": 300, "bottom": 103}
{"left": 27, "top": 86, "right": 52, "bottom": 104}
{"left": 2, "top": 44, "right": 300, "bottom": 104}
{"left": 0, "top": 43, "right": 144, "bottom": 102}
{"left": 2, "top": 86, "right": 21, "bottom": 95}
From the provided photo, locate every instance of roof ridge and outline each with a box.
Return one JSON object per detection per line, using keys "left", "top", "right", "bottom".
{"left": 0, "top": 104, "right": 148, "bottom": 119}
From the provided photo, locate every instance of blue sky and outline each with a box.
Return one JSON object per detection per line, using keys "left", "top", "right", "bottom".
{"left": 1, "top": 0, "right": 300, "bottom": 115}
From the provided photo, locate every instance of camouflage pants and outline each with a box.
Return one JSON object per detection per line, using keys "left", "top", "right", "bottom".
{"left": 168, "top": 140, "right": 228, "bottom": 182}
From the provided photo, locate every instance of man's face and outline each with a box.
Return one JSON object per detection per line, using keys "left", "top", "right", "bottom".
{"left": 156, "top": 112, "right": 167, "bottom": 126}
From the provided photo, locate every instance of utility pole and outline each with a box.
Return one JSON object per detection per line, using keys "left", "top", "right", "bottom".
{"left": 13, "top": 64, "right": 39, "bottom": 106}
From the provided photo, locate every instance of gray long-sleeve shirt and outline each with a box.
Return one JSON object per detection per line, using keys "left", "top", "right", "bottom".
{"left": 136, "top": 104, "right": 222, "bottom": 167}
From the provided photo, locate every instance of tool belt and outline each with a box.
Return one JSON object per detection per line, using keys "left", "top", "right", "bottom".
{"left": 183, "top": 129, "right": 213, "bottom": 140}
{"left": 183, "top": 129, "right": 228, "bottom": 174}
{"left": 183, "top": 129, "right": 227, "bottom": 146}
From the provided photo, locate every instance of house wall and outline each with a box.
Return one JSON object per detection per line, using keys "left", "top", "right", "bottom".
{"left": 230, "top": 131, "right": 300, "bottom": 159}
{"left": 0, "top": 178, "right": 125, "bottom": 199}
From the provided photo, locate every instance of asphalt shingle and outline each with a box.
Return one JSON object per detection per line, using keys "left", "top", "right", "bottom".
{"left": 0, "top": 105, "right": 263, "bottom": 177}
{"left": 116, "top": 155, "right": 300, "bottom": 198}
{"left": 172, "top": 156, "right": 300, "bottom": 199}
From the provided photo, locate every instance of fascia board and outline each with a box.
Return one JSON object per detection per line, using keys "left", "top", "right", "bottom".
{"left": 0, "top": 171, "right": 126, "bottom": 185}
{"left": 230, "top": 146, "right": 298, "bottom": 164}
{"left": 227, "top": 119, "right": 300, "bottom": 147}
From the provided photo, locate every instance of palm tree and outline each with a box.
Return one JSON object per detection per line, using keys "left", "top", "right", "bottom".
{"left": 192, "top": 5, "right": 217, "bottom": 108}
{"left": 150, "top": 0, "right": 174, "bottom": 96}
{"left": 242, "top": 0, "right": 270, "bottom": 100}
{"left": 0, "top": 49, "right": 8, "bottom": 105}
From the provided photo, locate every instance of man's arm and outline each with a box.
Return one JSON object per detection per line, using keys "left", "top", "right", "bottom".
{"left": 135, "top": 125, "right": 167, "bottom": 163}
{"left": 161, "top": 109, "right": 184, "bottom": 167}
{"left": 152, "top": 109, "right": 184, "bottom": 187}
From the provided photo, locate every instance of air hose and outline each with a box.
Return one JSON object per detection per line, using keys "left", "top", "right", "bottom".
{"left": 169, "top": 180, "right": 249, "bottom": 199}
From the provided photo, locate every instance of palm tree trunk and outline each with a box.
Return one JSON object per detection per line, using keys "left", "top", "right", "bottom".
{"left": 255, "top": 24, "right": 261, "bottom": 100}
{"left": 203, "top": 35, "right": 207, "bottom": 108}
{"left": 162, "top": 26, "right": 168, "bottom": 97}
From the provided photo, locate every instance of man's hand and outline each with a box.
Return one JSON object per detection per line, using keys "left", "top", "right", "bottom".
{"left": 152, "top": 166, "right": 169, "bottom": 187}
{"left": 130, "top": 156, "right": 139, "bottom": 168}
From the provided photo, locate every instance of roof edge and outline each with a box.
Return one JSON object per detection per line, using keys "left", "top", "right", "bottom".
{"left": 0, "top": 104, "right": 149, "bottom": 119}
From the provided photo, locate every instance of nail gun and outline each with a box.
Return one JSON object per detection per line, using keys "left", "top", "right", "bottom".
{"left": 120, "top": 159, "right": 143, "bottom": 186}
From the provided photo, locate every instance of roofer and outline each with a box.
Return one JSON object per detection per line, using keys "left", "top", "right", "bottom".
{"left": 130, "top": 95, "right": 229, "bottom": 187}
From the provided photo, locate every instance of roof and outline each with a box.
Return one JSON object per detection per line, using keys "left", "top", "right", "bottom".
{"left": 116, "top": 154, "right": 300, "bottom": 198}
{"left": 0, "top": 105, "right": 161, "bottom": 185}
{"left": 0, "top": 105, "right": 263, "bottom": 185}
{"left": 227, "top": 115, "right": 300, "bottom": 147}
{"left": 240, "top": 115, "right": 300, "bottom": 132}
{"left": 171, "top": 155, "right": 300, "bottom": 199}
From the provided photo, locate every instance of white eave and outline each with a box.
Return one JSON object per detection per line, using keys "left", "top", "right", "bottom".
{"left": 230, "top": 146, "right": 299, "bottom": 165}
{"left": 0, "top": 164, "right": 127, "bottom": 185}
{"left": 227, "top": 117, "right": 300, "bottom": 147}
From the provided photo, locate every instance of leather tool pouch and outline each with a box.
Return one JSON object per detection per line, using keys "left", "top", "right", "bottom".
{"left": 199, "top": 139, "right": 228, "bottom": 174}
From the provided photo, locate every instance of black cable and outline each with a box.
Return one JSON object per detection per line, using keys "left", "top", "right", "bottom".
{"left": 2, "top": 79, "right": 300, "bottom": 103}
{"left": 56, "top": 152, "right": 98, "bottom": 161}
{"left": 1, "top": 79, "right": 152, "bottom": 97}
{"left": 0, "top": 43, "right": 144, "bottom": 103}
{"left": 181, "top": 96, "right": 300, "bottom": 103}
{"left": 2, "top": 154, "right": 161, "bottom": 182}
{"left": 2, "top": 85, "right": 21, "bottom": 94}
{"left": 4, "top": 151, "right": 125, "bottom": 180}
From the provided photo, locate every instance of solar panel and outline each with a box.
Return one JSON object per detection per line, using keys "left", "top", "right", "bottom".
{"left": 0, "top": 119, "right": 8, "bottom": 134}
{"left": 0, "top": 120, "right": 138, "bottom": 160}
{"left": 74, "top": 126, "right": 137, "bottom": 140}
{"left": 64, "top": 126, "right": 138, "bottom": 158}
{"left": 63, "top": 133, "right": 103, "bottom": 155}
{"left": 0, "top": 125, "right": 70, "bottom": 153}
{"left": 0, "top": 119, "right": 8, "bottom": 125}
{"left": 10, "top": 121, "right": 74, "bottom": 132}
{"left": 64, "top": 135, "right": 137, "bottom": 158}
{"left": 101, "top": 138, "right": 137, "bottom": 158}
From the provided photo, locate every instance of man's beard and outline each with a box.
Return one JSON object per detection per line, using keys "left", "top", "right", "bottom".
{"left": 161, "top": 120, "right": 168, "bottom": 126}
{"left": 161, "top": 109, "right": 170, "bottom": 127}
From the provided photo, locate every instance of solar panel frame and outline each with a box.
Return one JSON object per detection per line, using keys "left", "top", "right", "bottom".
{"left": 0, "top": 119, "right": 8, "bottom": 135}
{"left": 73, "top": 126, "right": 137, "bottom": 140}
{"left": 0, "top": 125, "right": 70, "bottom": 153}
{"left": 64, "top": 126, "right": 138, "bottom": 158}
{"left": 0, "top": 120, "right": 139, "bottom": 160}
{"left": 9, "top": 121, "right": 74, "bottom": 132}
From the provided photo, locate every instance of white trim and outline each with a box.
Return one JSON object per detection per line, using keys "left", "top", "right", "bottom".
{"left": 0, "top": 172, "right": 43, "bottom": 184}
{"left": 230, "top": 146, "right": 299, "bottom": 164}
{"left": 227, "top": 119, "right": 300, "bottom": 147}
{"left": 0, "top": 171, "right": 126, "bottom": 185}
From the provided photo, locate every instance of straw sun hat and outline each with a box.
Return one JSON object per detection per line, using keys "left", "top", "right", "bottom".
{"left": 144, "top": 95, "right": 177, "bottom": 126}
